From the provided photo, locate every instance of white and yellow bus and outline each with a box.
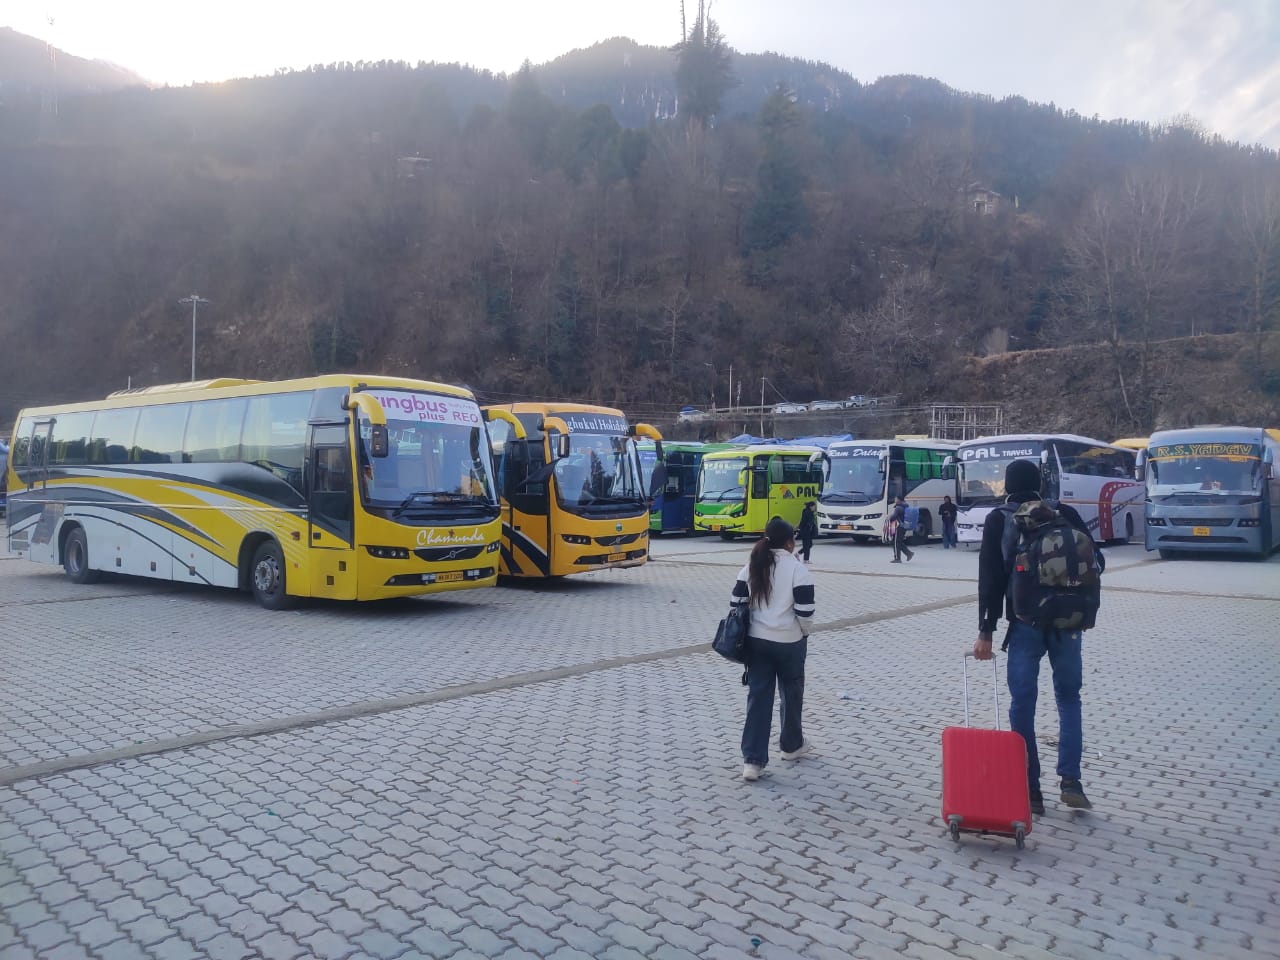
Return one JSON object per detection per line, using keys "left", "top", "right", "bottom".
{"left": 4, "top": 375, "right": 504, "bottom": 607}
{"left": 482, "top": 402, "right": 663, "bottom": 577}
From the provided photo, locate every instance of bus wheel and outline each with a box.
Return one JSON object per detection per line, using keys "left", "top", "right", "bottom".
{"left": 251, "top": 540, "right": 295, "bottom": 610}
{"left": 1125, "top": 514, "right": 1135, "bottom": 542}
{"left": 1158, "top": 548, "right": 1177, "bottom": 560}
{"left": 719, "top": 531, "right": 736, "bottom": 542}
{"left": 63, "top": 527, "right": 101, "bottom": 585}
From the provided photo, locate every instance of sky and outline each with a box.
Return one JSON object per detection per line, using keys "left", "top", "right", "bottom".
{"left": 5, "top": 0, "right": 1279, "bottom": 148}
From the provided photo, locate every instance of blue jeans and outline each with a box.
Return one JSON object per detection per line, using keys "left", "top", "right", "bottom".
{"left": 942, "top": 520, "right": 957, "bottom": 547}
{"left": 1005, "top": 620, "right": 1083, "bottom": 786}
{"left": 742, "top": 636, "right": 807, "bottom": 767}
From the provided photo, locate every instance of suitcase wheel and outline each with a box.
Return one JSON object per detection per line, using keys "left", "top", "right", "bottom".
{"left": 1014, "top": 825, "right": 1026, "bottom": 850}
{"left": 947, "top": 816, "right": 961, "bottom": 842}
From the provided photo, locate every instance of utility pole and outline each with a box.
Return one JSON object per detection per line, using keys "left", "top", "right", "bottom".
{"left": 760, "top": 377, "right": 766, "bottom": 435}
{"left": 728, "top": 364, "right": 733, "bottom": 413}
{"left": 179, "top": 294, "right": 210, "bottom": 381}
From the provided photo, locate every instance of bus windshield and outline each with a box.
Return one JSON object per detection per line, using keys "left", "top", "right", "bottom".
{"left": 554, "top": 434, "right": 643, "bottom": 508}
{"left": 698, "top": 457, "right": 748, "bottom": 502}
{"left": 1148, "top": 446, "right": 1263, "bottom": 495}
{"left": 956, "top": 441, "right": 1045, "bottom": 507}
{"left": 823, "top": 449, "right": 885, "bottom": 504}
{"left": 359, "top": 392, "right": 497, "bottom": 513}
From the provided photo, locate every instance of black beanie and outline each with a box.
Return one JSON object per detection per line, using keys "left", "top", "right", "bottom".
{"left": 1005, "top": 459, "right": 1041, "bottom": 495}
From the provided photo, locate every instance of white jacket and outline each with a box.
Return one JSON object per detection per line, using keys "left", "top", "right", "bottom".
{"left": 730, "top": 549, "right": 816, "bottom": 643}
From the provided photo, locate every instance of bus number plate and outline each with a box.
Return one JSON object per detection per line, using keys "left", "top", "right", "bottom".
{"left": 436, "top": 571, "right": 464, "bottom": 583}
{"left": 607, "top": 552, "right": 626, "bottom": 562}
{"left": 1192, "top": 526, "right": 1211, "bottom": 537}
{"left": 838, "top": 524, "right": 852, "bottom": 531}
{"left": 709, "top": 524, "right": 722, "bottom": 532}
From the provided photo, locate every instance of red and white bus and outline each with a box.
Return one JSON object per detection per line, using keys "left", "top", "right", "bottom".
{"left": 951, "top": 433, "right": 1142, "bottom": 547}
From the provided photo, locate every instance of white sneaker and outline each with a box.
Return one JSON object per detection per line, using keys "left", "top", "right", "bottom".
{"left": 742, "top": 763, "right": 763, "bottom": 781}
{"left": 781, "top": 740, "right": 812, "bottom": 761}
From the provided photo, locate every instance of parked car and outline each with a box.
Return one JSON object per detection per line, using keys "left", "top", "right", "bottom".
{"left": 676, "top": 406, "right": 710, "bottom": 423}
{"left": 808, "top": 400, "right": 844, "bottom": 411}
{"left": 771, "top": 402, "right": 808, "bottom": 415}
{"left": 844, "top": 395, "right": 878, "bottom": 408}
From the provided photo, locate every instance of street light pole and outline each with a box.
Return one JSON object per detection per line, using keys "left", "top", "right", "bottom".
{"left": 760, "top": 377, "right": 766, "bottom": 435}
{"left": 727, "top": 364, "right": 733, "bottom": 413}
{"left": 702, "top": 362, "right": 717, "bottom": 411}
{"left": 179, "top": 294, "right": 210, "bottom": 381}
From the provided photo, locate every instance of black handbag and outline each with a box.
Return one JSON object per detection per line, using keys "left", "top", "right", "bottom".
{"left": 712, "top": 605, "right": 751, "bottom": 663}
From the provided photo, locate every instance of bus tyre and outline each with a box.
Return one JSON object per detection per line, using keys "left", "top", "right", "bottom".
{"left": 914, "top": 513, "right": 932, "bottom": 545}
{"left": 251, "top": 540, "right": 295, "bottom": 610}
{"left": 720, "top": 531, "right": 736, "bottom": 541}
{"left": 1125, "top": 514, "right": 1135, "bottom": 542}
{"left": 1158, "top": 548, "right": 1176, "bottom": 560}
{"left": 63, "top": 527, "right": 100, "bottom": 585}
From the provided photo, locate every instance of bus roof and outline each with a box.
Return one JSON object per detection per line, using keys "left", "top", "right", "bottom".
{"left": 703, "top": 444, "right": 822, "bottom": 458}
{"left": 14, "top": 374, "right": 477, "bottom": 420}
{"left": 1111, "top": 437, "right": 1149, "bottom": 450}
{"left": 1148, "top": 426, "right": 1274, "bottom": 446}
{"left": 959, "top": 432, "right": 1118, "bottom": 448}
{"left": 828, "top": 437, "right": 958, "bottom": 450}
{"left": 484, "top": 401, "right": 626, "bottom": 417}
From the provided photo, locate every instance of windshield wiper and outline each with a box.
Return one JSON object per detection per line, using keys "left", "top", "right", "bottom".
{"left": 822, "top": 491, "right": 871, "bottom": 504}
{"left": 394, "top": 492, "right": 490, "bottom": 515}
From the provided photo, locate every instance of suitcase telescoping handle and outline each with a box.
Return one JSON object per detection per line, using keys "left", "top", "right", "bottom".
{"left": 962, "top": 651, "right": 1001, "bottom": 730}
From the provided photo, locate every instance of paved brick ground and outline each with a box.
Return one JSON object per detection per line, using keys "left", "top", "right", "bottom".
{"left": 1, "top": 539, "right": 1277, "bottom": 959}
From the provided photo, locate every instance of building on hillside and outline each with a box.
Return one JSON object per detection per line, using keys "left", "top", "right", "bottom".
{"left": 962, "top": 182, "right": 1001, "bottom": 215}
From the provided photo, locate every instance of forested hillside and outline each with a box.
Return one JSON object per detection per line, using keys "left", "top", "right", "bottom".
{"left": 1, "top": 25, "right": 1278, "bottom": 434}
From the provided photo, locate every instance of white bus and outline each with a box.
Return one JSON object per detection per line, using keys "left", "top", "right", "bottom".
{"left": 816, "top": 438, "right": 958, "bottom": 542}
{"left": 952, "top": 433, "right": 1142, "bottom": 547}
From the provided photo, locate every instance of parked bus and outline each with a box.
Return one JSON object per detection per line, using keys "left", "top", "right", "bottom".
{"left": 482, "top": 402, "right": 663, "bottom": 577}
{"left": 1113, "top": 437, "right": 1149, "bottom": 452}
{"left": 815, "top": 438, "right": 957, "bottom": 543}
{"left": 640, "top": 441, "right": 737, "bottom": 534}
{"left": 1139, "top": 426, "right": 1279, "bottom": 559}
{"left": 4, "top": 375, "right": 504, "bottom": 608}
{"left": 693, "top": 444, "right": 823, "bottom": 539}
{"left": 951, "top": 433, "right": 1142, "bottom": 547}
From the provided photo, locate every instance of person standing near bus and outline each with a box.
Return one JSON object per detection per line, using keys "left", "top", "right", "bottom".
{"left": 939, "top": 495, "right": 958, "bottom": 548}
{"left": 730, "top": 517, "right": 816, "bottom": 781}
{"left": 973, "top": 458, "right": 1093, "bottom": 815}
{"left": 796, "top": 501, "right": 818, "bottom": 564}
{"left": 889, "top": 496, "right": 914, "bottom": 563}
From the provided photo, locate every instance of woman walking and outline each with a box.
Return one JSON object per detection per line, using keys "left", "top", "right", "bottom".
{"left": 797, "top": 501, "right": 819, "bottom": 563}
{"left": 730, "top": 517, "right": 816, "bottom": 781}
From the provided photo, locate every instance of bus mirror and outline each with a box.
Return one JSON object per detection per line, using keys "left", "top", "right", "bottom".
{"left": 1040, "top": 450, "right": 1050, "bottom": 465}
{"left": 737, "top": 469, "right": 748, "bottom": 487}
{"left": 648, "top": 463, "right": 669, "bottom": 499}
{"left": 942, "top": 455, "right": 955, "bottom": 481}
{"left": 877, "top": 450, "right": 887, "bottom": 474}
{"left": 556, "top": 434, "right": 571, "bottom": 459}
{"left": 632, "top": 422, "right": 663, "bottom": 441}
{"left": 369, "top": 424, "right": 389, "bottom": 459}
{"left": 509, "top": 440, "right": 529, "bottom": 464}
{"left": 1134, "top": 449, "right": 1147, "bottom": 482}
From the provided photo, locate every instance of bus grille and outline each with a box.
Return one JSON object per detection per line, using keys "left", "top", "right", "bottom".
{"left": 1168, "top": 517, "right": 1234, "bottom": 527}
{"left": 414, "top": 545, "right": 486, "bottom": 562}
{"left": 593, "top": 533, "right": 644, "bottom": 547}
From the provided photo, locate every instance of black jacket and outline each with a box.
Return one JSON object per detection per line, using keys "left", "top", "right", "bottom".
{"left": 798, "top": 508, "right": 818, "bottom": 540}
{"left": 978, "top": 493, "right": 1090, "bottom": 632}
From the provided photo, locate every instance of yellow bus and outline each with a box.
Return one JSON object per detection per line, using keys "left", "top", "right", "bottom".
{"left": 693, "top": 444, "right": 824, "bottom": 539}
{"left": 4, "top": 375, "right": 504, "bottom": 608}
{"left": 482, "top": 402, "right": 663, "bottom": 577}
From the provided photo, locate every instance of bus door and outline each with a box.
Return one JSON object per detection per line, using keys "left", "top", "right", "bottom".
{"left": 307, "top": 423, "right": 357, "bottom": 598}
{"left": 11, "top": 419, "right": 53, "bottom": 555}
{"left": 750, "top": 456, "right": 770, "bottom": 528}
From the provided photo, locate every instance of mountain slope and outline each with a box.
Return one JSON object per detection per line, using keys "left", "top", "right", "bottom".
{"left": 0, "top": 26, "right": 148, "bottom": 95}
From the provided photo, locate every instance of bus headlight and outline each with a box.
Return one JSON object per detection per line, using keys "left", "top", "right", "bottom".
{"left": 561, "top": 534, "right": 591, "bottom": 545}
{"left": 486, "top": 540, "right": 501, "bottom": 552}
{"left": 1238, "top": 519, "right": 1260, "bottom": 527}
{"left": 864, "top": 512, "right": 882, "bottom": 520}
{"left": 367, "top": 546, "right": 411, "bottom": 559}
{"left": 1146, "top": 517, "right": 1167, "bottom": 526}
{"left": 728, "top": 505, "right": 745, "bottom": 517}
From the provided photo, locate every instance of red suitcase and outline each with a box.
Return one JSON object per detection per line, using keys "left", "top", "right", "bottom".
{"left": 941, "top": 653, "right": 1032, "bottom": 849}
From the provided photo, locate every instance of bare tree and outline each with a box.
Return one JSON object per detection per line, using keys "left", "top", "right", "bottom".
{"left": 1235, "top": 174, "right": 1280, "bottom": 366}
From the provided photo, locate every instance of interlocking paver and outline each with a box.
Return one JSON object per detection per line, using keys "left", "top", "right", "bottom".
{"left": 1, "top": 547, "right": 1277, "bottom": 960}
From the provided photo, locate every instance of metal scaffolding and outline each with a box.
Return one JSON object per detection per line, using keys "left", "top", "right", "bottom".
{"left": 928, "top": 404, "right": 1004, "bottom": 441}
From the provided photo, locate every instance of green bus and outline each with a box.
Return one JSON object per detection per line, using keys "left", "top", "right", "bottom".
{"left": 693, "top": 445, "right": 823, "bottom": 539}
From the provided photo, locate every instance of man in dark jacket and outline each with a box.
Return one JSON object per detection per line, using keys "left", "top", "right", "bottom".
{"left": 973, "top": 458, "right": 1094, "bottom": 815}
{"left": 796, "top": 502, "right": 818, "bottom": 563}
{"left": 939, "top": 495, "right": 958, "bottom": 548}
{"left": 889, "top": 496, "right": 914, "bottom": 563}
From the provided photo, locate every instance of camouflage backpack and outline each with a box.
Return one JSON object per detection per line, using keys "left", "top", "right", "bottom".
{"left": 999, "top": 499, "right": 1101, "bottom": 632}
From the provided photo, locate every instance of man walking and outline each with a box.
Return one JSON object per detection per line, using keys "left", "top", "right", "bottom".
{"left": 796, "top": 501, "right": 818, "bottom": 564}
{"left": 889, "top": 495, "right": 913, "bottom": 563}
{"left": 973, "top": 459, "right": 1093, "bottom": 815}
{"left": 939, "top": 494, "right": 958, "bottom": 549}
